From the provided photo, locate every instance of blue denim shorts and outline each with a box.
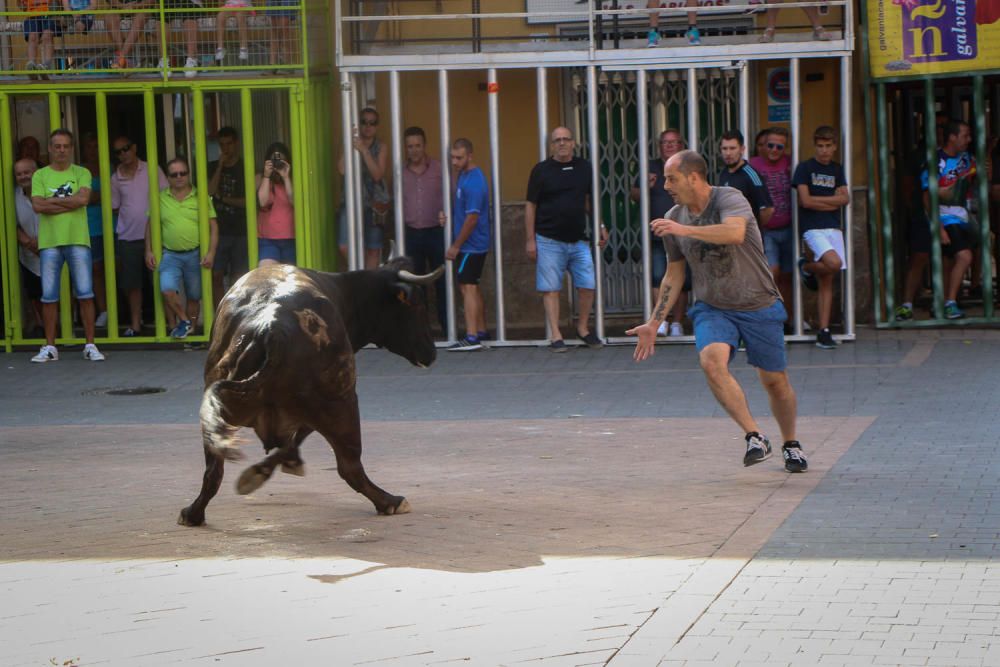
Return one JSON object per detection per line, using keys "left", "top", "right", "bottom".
{"left": 337, "top": 204, "right": 384, "bottom": 251}
{"left": 258, "top": 238, "right": 297, "bottom": 265}
{"left": 689, "top": 300, "right": 788, "bottom": 372}
{"left": 39, "top": 245, "right": 94, "bottom": 303}
{"left": 762, "top": 226, "right": 795, "bottom": 273}
{"left": 159, "top": 248, "right": 202, "bottom": 301}
{"left": 535, "top": 234, "right": 595, "bottom": 292}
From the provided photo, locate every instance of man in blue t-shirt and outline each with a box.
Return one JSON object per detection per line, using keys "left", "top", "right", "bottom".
{"left": 792, "top": 125, "right": 850, "bottom": 349}
{"left": 445, "top": 138, "right": 491, "bottom": 351}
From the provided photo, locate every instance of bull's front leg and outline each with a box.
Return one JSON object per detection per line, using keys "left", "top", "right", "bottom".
{"left": 316, "top": 394, "right": 410, "bottom": 516}
{"left": 178, "top": 441, "right": 226, "bottom": 527}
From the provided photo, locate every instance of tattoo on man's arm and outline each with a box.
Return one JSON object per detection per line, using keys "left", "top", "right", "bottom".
{"left": 652, "top": 286, "right": 673, "bottom": 321}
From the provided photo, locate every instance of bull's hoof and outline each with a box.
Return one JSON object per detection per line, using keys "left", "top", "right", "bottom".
{"left": 236, "top": 464, "right": 271, "bottom": 495}
{"left": 178, "top": 506, "right": 205, "bottom": 527}
{"left": 379, "top": 497, "right": 411, "bottom": 516}
{"left": 280, "top": 460, "right": 306, "bottom": 477}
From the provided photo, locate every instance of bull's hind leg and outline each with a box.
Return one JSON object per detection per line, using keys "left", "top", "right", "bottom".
{"left": 236, "top": 427, "right": 312, "bottom": 495}
{"left": 178, "top": 438, "right": 226, "bottom": 527}
{"left": 315, "top": 396, "right": 410, "bottom": 515}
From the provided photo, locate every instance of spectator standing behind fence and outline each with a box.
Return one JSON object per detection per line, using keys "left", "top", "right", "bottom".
{"left": 207, "top": 126, "right": 248, "bottom": 308}
{"left": 148, "top": 157, "right": 218, "bottom": 338}
{"left": 256, "top": 142, "right": 296, "bottom": 266}
{"left": 718, "top": 130, "right": 774, "bottom": 230}
{"left": 758, "top": 0, "right": 832, "bottom": 43}
{"left": 917, "top": 120, "right": 978, "bottom": 320}
{"left": 30, "top": 129, "right": 104, "bottom": 363}
{"left": 21, "top": 0, "right": 58, "bottom": 78}
{"left": 15, "top": 158, "right": 44, "bottom": 337}
{"left": 267, "top": 0, "right": 297, "bottom": 69}
{"left": 17, "top": 135, "right": 44, "bottom": 166}
{"left": 444, "top": 138, "right": 491, "bottom": 352}
{"left": 645, "top": 0, "right": 700, "bottom": 47}
{"left": 525, "top": 127, "right": 608, "bottom": 352}
{"left": 112, "top": 136, "right": 168, "bottom": 336}
{"left": 629, "top": 128, "right": 689, "bottom": 337}
{"left": 401, "top": 126, "right": 447, "bottom": 332}
{"left": 793, "top": 126, "right": 849, "bottom": 349}
{"left": 749, "top": 127, "right": 794, "bottom": 324}
{"left": 215, "top": 0, "right": 251, "bottom": 65}
{"left": 337, "top": 107, "right": 389, "bottom": 270}
{"left": 81, "top": 133, "right": 108, "bottom": 329}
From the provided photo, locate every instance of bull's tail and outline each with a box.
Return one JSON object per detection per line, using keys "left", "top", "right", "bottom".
{"left": 200, "top": 334, "right": 275, "bottom": 461}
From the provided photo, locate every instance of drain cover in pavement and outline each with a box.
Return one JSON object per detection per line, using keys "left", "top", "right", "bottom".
{"left": 84, "top": 386, "right": 167, "bottom": 396}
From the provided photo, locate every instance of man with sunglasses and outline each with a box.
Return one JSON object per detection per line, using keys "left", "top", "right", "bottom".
{"left": 148, "top": 157, "right": 218, "bottom": 339}
{"left": 749, "top": 127, "right": 794, "bottom": 320}
{"left": 525, "top": 127, "right": 609, "bottom": 352}
{"left": 111, "top": 136, "right": 167, "bottom": 337}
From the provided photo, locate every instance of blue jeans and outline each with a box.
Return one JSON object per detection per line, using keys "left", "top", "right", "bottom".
{"left": 40, "top": 245, "right": 94, "bottom": 303}
{"left": 159, "top": 249, "right": 203, "bottom": 301}
{"left": 258, "top": 238, "right": 297, "bottom": 265}
{"left": 762, "top": 226, "right": 795, "bottom": 273}
{"left": 337, "top": 204, "right": 384, "bottom": 251}
{"left": 535, "top": 235, "right": 595, "bottom": 292}
{"left": 689, "top": 300, "right": 788, "bottom": 372}
{"left": 405, "top": 225, "right": 447, "bottom": 330}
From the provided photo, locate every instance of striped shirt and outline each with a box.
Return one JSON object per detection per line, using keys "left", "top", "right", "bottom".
{"left": 718, "top": 161, "right": 773, "bottom": 226}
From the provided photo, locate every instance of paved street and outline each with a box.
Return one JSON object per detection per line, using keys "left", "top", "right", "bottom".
{"left": 2, "top": 329, "right": 999, "bottom": 666}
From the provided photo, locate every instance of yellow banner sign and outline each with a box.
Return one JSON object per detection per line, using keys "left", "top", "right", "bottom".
{"left": 868, "top": 0, "right": 1000, "bottom": 78}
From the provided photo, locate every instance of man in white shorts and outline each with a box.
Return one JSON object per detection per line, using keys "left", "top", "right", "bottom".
{"left": 793, "top": 125, "right": 850, "bottom": 349}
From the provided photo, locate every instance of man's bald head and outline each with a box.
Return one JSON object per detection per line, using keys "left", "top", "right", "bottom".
{"left": 14, "top": 158, "right": 37, "bottom": 189}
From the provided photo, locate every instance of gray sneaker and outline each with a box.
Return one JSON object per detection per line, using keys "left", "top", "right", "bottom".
{"left": 743, "top": 432, "right": 772, "bottom": 466}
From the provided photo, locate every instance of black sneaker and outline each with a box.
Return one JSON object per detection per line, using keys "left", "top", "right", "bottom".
{"left": 549, "top": 339, "right": 568, "bottom": 353}
{"left": 578, "top": 331, "right": 603, "bottom": 349}
{"left": 816, "top": 328, "right": 837, "bottom": 349}
{"left": 798, "top": 257, "right": 818, "bottom": 291}
{"left": 448, "top": 336, "right": 482, "bottom": 351}
{"left": 743, "top": 432, "right": 772, "bottom": 466}
{"left": 782, "top": 441, "right": 808, "bottom": 472}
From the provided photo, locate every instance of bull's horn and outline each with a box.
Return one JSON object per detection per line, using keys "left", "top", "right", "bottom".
{"left": 398, "top": 265, "right": 445, "bottom": 285}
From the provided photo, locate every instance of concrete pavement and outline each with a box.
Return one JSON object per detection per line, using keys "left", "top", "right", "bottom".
{"left": 2, "top": 329, "right": 999, "bottom": 666}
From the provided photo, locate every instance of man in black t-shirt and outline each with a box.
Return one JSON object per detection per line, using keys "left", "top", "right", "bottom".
{"left": 525, "top": 127, "right": 609, "bottom": 352}
{"left": 207, "top": 126, "right": 248, "bottom": 310}
{"left": 718, "top": 130, "right": 773, "bottom": 228}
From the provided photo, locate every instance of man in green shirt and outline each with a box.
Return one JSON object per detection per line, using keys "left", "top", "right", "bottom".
{"left": 146, "top": 157, "right": 218, "bottom": 339}
{"left": 30, "top": 129, "right": 104, "bottom": 363}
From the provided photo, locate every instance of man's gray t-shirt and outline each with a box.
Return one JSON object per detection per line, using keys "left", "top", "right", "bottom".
{"left": 664, "top": 186, "right": 780, "bottom": 311}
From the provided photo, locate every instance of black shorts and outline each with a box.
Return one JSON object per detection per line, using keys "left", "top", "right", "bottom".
{"left": 213, "top": 234, "right": 249, "bottom": 280}
{"left": 21, "top": 264, "right": 42, "bottom": 300}
{"left": 455, "top": 251, "right": 487, "bottom": 285}
{"left": 908, "top": 213, "right": 931, "bottom": 254}
{"left": 161, "top": 0, "right": 205, "bottom": 22}
{"left": 116, "top": 239, "right": 147, "bottom": 291}
{"left": 942, "top": 223, "right": 977, "bottom": 256}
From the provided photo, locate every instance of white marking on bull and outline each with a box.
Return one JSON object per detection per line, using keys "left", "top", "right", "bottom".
{"left": 294, "top": 308, "right": 330, "bottom": 349}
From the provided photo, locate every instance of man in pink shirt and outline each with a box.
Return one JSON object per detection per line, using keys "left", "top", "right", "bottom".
{"left": 749, "top": 126, "right": 793, "bottom": 316}
{"left": 401, "top": 126, "right": 447, "bottom": 332}
{"left": 110, "top": 136, "right": 168, "bottom": 336}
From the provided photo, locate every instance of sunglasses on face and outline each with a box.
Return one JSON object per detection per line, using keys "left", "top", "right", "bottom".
{"left": 113, "top": 143, "right": 133, "bottom": 155}
{"left": 767, "top": 142, "right": 785, "bottom": 150}
{"left": 168, "top": 171, "right": 189, "bottom": 178}
{"left": 360, "top": 120, "right": 378, "bottom": 127}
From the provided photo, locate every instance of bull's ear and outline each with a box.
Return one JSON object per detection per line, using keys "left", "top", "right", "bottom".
{"left": 394, "top": 283, "right": 416, "bottom": 305}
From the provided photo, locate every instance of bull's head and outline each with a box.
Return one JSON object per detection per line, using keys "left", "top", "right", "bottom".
{"left": 375, "top": 257, "right": 445, "bottom": 368}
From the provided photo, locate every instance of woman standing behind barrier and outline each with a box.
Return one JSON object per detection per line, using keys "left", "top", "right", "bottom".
{"left": 337, "top": 107, "right": 389, "bottom": 270}
{"left": 256, "top": 141, "right": 295, "bottom": 267}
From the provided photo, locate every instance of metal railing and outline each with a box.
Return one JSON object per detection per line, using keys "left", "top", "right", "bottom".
{"left": 335, "top": 0, "right": 852, "bottom": 63}
{"left": 0, "top": 3, "right": 307, "bottom": 79}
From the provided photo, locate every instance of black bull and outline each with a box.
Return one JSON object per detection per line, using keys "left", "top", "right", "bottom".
{"left": 178, "top": 258, "right": 444, "bottom": 527}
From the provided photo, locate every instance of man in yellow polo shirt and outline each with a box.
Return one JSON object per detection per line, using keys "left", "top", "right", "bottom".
{"left": 145, "top": 157, "right": 218, "bottom": 339}
{"left": 30, "top": 128, "right": 104, "bottom": 363}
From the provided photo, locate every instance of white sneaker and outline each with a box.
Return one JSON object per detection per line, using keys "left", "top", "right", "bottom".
{"left": 656, "top": 321, "right": 668, "bottom": 336}
{"left": 95, "top": 311, "right": 108, "bottom": 327}
{"left": 215, "top": 47, "right": 226, "bottom": 62}
{"left": 238, "top": 47, "right": 249, "bottom": 61}
{"left": 184, "top": 56, "right": 198, "bottom": 78}
{"left": 31, "top": 345, "right": 58, "bottom": 363}
{"left": 83, "top": 343, "right": 105, "bottom": 361}
{"left": 669, "top": 322, "right": 684, "bottom": 337}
